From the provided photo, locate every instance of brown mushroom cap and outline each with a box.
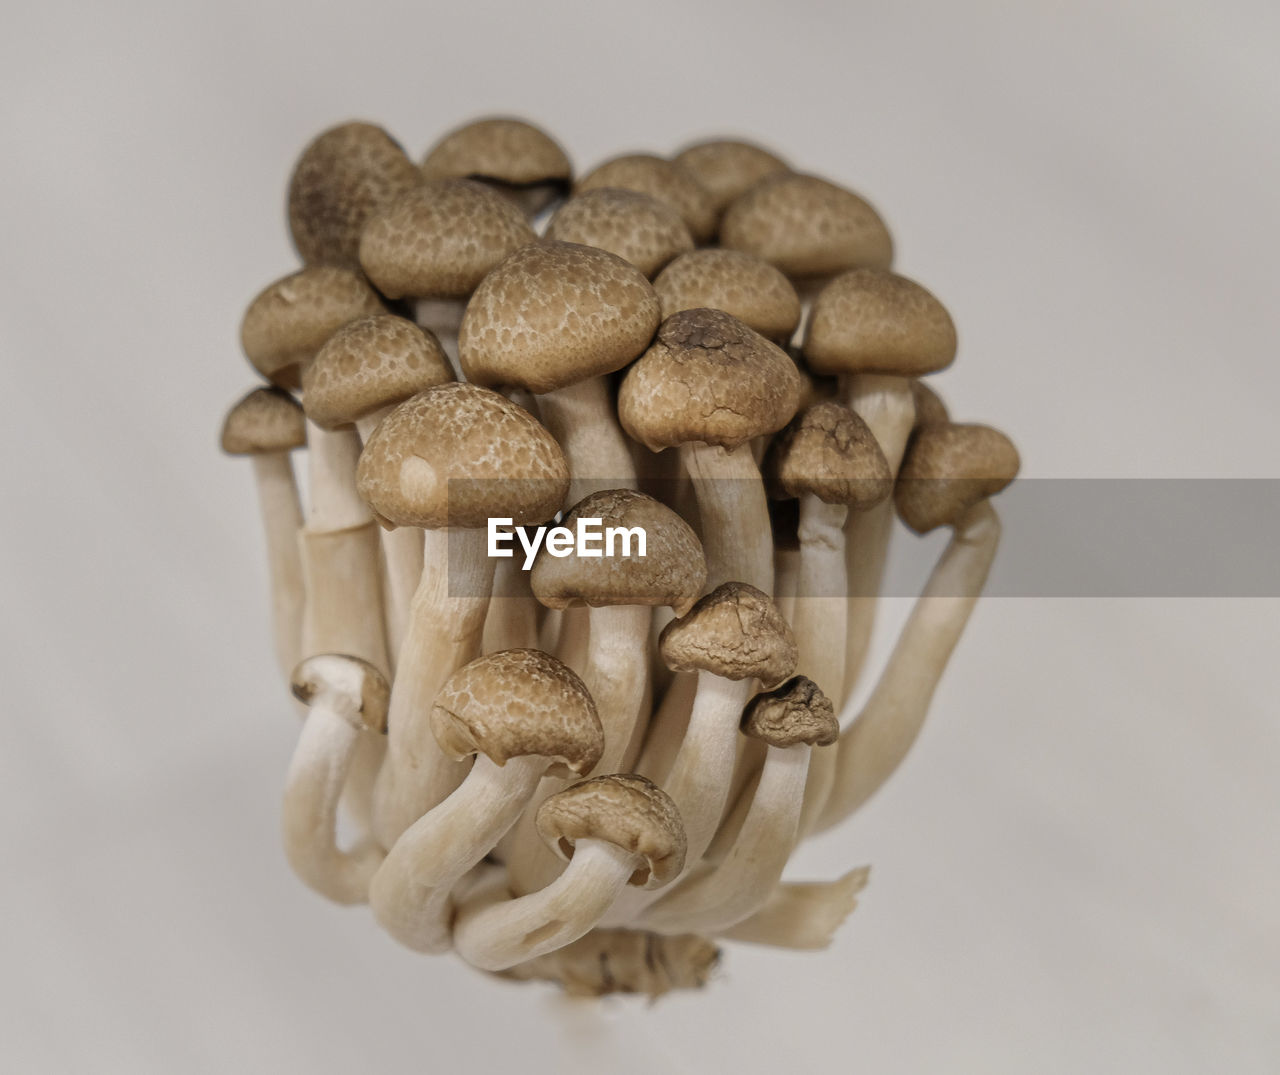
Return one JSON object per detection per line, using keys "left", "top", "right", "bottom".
{"left": 220, "top": 386, "right": 306, "bottom": 455}
{"left": 804, "top": 268, "right": 957, "bottom": 377}
{"left": 240, "top": 266, "right": 386, "bottom": 388}
{"left": 355, "top": 382, "right": 569, "bottom": 530}
{"left": 421, "top": 117, "right": 572, "bottom": 190}
{"left": 617, "top": 308, "right": 801, "bottom": 452}
{"left": 912, "top": 379, "right": 951, "bottom": 427}
{"left": 430, "top": 649, "right": 603, "bottom": 778}
{"left": 357, "top": 179, "right": 535, "bottom": 300}
{"left": 301, "top": 315, "right": 453, "bottom": 429}
{"left": 672, "top": 138, "right": 790, "bottom": 216}
{"left": 659, "top": 581, "right": 797, "bottom": 687}
{"left": 741, "top": 675, "right": 838, "bottom": 748}
{"left": 720, "top": 173, "right": 893, "bottom": 279}
{"left": 459, "top": 241, "right": 661, "bottom": 394}
{"left": 895, "top": 422, "right": 1020, "bottom": 533}
{"left": 653, "top": 249, "right": 801, "bottom": 343}
{"left": 290, "top": 653, "right": 390, "bottom": 733}
{"left": 529, "top": 490, "right": 707, "bottom": 615}
{"left": 536, "top": 774, "right": 686, "bottom": 888}
{"left": 287, "top": 122, "right": 422, "bottom": 269}
{"left": 764, "top": 401, "right": 893, "bottom": 509}
{"left": 576, "top": 154, "right": 717, "bottom": 243}
{"left": 545, "top": 189, "right": 694, "bottom": 278}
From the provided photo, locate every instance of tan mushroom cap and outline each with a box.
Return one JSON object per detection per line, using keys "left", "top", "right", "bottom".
{"left": 720, "top": 173, "right": 893, "bottom": 279}
{"left": 536, "top": 774, "right": 686, "bottom": 888}
{"left": 741, "top": 675, "right": 839, "bottom": 748}
{"left": 545, "top": 189, "right": 694, "bottom": 278}
{"left": 672, "top": 138, "right": 790, "bottom": 216}
{"left": 576, "top": 154, "right": 717, "bottom": 243}
{"left": 430, "top": 649, "right": 603, "bottom": 778}
{"left": 287, "top": 121, "right": 422, "bottom": 269}
{"left": 653, "top": 249, "right": 801, "bottom": 343}
{"left": 529, "top": 490, "right": 707, "bottom": 615}
{"left": 240, "top": 267, "right": 385, "bottom": 388}
{"left": 895, "top": 422, "right": 1020, "bottom": 533}
{"left": 355, "top": 382, "right": 569, "bottom": 530}
{"left": 804, "top": 269, "right": 957, "bottom": 377}
{"left": 659, "top": 581, "right": 797, "bottom": 687}
{"left": 301, "top": 315, "right": 453, "bottom": 429}
{"left": 421, "top": 117, "right": 572, "bottom": 189}
{"left": 617, "top": 308, "right": 801, "bottom": 452}
{"left": 764, "top": 401, "right": 893, "bottom": 510}
{"left": 912, "top": 378, "right": 950, "bottom": 427}
{"left": 290, "top": 653, "right": 390, "bottom": 733}
{"left": 220, "top": 386, "right": 306, "bottom": 455}
{"left": 357, "top": 179, "right": 535, "bottom": 300}
{"left": 459, "top": 241, "right": 661, "bottom": 394}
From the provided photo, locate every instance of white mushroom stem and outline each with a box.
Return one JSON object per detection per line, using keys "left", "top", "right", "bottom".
{"left": 633, "top": 671, "right": 697, "bottom": 785}
{"left": 250, "top": 452, "right": 305, "bottom": 680}
{"left": 718, "top": 867, "right": 870, "bottom": 949}
{"left": 680, "top": 442, "right": 773, "bottom": 594}
{"left": 414, "top": 298, "right": 465, "bottom": 377}
{"left": 816, "top": 501, "right": 1001, "bottom": 831}
{"left": 536, "top": 377, "right": 638, "bottom": 504}
{"left": 482, "top": 557, "right": 540, "bottom": 653}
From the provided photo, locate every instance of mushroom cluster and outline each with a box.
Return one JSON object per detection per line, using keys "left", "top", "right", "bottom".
{"left": 221, "top": 116, "right": 1019, "bottom": 998}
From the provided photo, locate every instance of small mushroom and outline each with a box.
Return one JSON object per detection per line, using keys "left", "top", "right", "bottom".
{"left": 672, "top": 138, "right": 790, "bottom": 222}
{"left": 653, "top": 248, "right": 801, "bottom": 345}
{"left": 545, "top": 188, "right": 693, "bottom": 278}
{"left": 894, "top": 422, "right": 1019, "bottom": 535}
{"left": 719, "top": 866, "right": 870, "bottom": 949}
{"left": 576, "top": 153, "right": 717, "bottom": 243}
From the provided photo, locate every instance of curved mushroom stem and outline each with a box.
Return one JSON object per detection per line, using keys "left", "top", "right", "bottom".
{"left": 536, "top": 377, "right": 638, "bottom": 505}
{"left": 816, "top": 501, "right": 1001, "bottom": 832}
{"left": 633, "top": 671, "right": 697, "bottom": 785}
{"left": 250, "top": 452, "right": 305, "bottom": 681}
{"left": 680, "top": 442, "right": 773, "bottom": 594}
{"left": 718, "top": 866, "right": 870, "bottom": 949}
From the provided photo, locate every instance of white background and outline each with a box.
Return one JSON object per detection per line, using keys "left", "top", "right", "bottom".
{"left": 2, "top": 1, "right": 1277, "bottom": 1071}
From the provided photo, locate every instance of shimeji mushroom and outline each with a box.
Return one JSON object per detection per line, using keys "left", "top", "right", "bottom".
{"left": 576, "top": 153, "right": 717, "bottom": 243}
{"left": 653, "top": 248, "right": 801, "bottom": 345}
{"left": 719, "top": 866, "right": 871, "bottom": 949}
{"left": 641, "top": 676, "right": 838, "bottom": 935}
{"left": 816, "top": 421, "right": 1019, "bottom": 831}
{"left": 369, "top": 649, "right": 602, "bottom": 953}
{"left": 453, "top": 774, "right": 686, "bottom": 971}
{"left": 545, "top": 188, "right": 694, "bottom": 279}
{"left": 672, "top": 138, "right": 790, "bottom": 225}
{"left": 284, "top": 654, "right": 389, "bottom": 904}
{"left": 498, "top": 929, "right": 720, "bottom": 997}
{"left": 356, "top": 383, "right": 569, "bottom": 846}
{"left": 220, "top": 387, "right": 307, "bottom": 680}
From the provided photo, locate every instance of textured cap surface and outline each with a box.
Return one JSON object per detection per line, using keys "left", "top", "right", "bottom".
{"left": 576, "top": 154, "right": 716, "bottom": 243}
{"left": 741, "top": 675, "right": 838, "bottom": 747}
{"left": 653, "top": 249, "right": 800, "bottom": 343}
{"left": 545, "top": 189, "right": 693, "bottom": 278}
{"left": 764, "top": 401, "right": 893, "bottom": 509}
{"left": 290, "top": 654, "right": 390, "bottom": 733}
{"left": 673, "top": 138, "right": 789, "bottom": 216}
{"left": 221, "top": 386, "right": 306, "bottom": 455}
{"left": 421, "top": 117, "right": 571, "bottom": 188}
{"left": 659, "top": 581, "right": 797, "bottom": 686}
{"left": 895, "top": 422, "right": 1020, "bottom": 532}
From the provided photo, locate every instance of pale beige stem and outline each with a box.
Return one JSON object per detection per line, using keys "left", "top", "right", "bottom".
{"left": 536, "top": 377, "right": 638, "bottom": 504}
{"left": 719, "top": 867, "right": 870, "bottom": 949}
{"left": 634, "top": 671, "right": 697, "bottom": 785}
{"left": 250, "top": 452, "right": 304, "bottom": 681}
{"left": 680, "top": 441, "right": 773, "bottom": 593}
{"left": 774, "top": 543, "right": 800, "bottom": 627}
{"left": 482, "top": 557, "right": 540, "bottom": 653}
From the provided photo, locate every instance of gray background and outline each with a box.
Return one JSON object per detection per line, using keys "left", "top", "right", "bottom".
{"left": 2, "top": 1, "right": 1277, "bottom": 1071}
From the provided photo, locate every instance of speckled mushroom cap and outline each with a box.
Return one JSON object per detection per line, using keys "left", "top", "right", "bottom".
{"left": 240, "top": 267, "right": 385, "bottom": 388}
{"left": 672, "top": 138, "right": 789, "bottom": 217}
{"left": 287, "top": 122, "right": 422, "bottom": 269}
{"left": 804, "top": 269, "right": 957, "bottom": 377}
{"left": 912, "top": 379, "right": 950, "bottom": 427}
{"left": 545, "top": 189, "right": 693, "bottom": 278}
{"left": 764, "top": 401, "right": 893, "bottom": 509}
{"left": 536, "top": 774, "right": 686, "bottom": 888}
{"left": 617, "top": 308, "right": 801, "bottom": 452}
{"left": 429, "top": 649, "right": 603, "bottom": 778}
{"left": 290, "top": 654, "right": 390, "bottom": 733}
{"left": 221, "top": 387, "right": 306, "bottom": 455}
{"left": 421, "top": 117, "right": 571, "bottom": 190}
{"left": 653, "top": 249, "right": 801, "bottom": 343}
{"left": 895, "top": 422, "right": 1020, "bottom": 533}
{"left": 355, "top": 382, "right": 569, "bottom": 530}
{"left": 741, "top": 675, "right": 839, "bottom": 748}
{"left": 301, "top": 315, "right": 453, "bottom": 429}
{"left": 576, "top": 154, "right": 717, "bottom": 243}
{"left": 720, "top": 173, "right": 893, "bottom": 279}
{"left": 458, "top": 241, "right": 661, "bottom": 394}
{"left": 357, "top": 179, "right": 534, "bottom": 300}
{"left": 529, "top": 490, "right": 707, "bottom": 615}
{"left": 659, "top": 581, "right": 797, "bottom": 687}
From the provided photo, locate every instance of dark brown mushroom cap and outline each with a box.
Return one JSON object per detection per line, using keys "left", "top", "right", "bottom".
{"left": 240, "top": 267, "right": 385, "bottom": 388}
{"left": 617, "top": 308, "right": 801, "bottom": 452}
{"left": 287, "top": 122, "right": 422, "bottom": 270}
{"left": 290, "top": 654, "right": 390, "bottom": 733}
{"left": 895, "top": 422, "right": 1020, "bottom": 533}
{"left": 301, "top": 315, "right": 453, "bottom": 429}
{"left": 741, "top": 675, "right": 838, "bottom": 748}
{"left": 459, "top": 241, "right": 661, "bottom": 394}
{"left": 804, "top": 269, "right": 957, "bottom": 377}
{"left": 720, "top": 173, "right": 893, "bottom": 279}
{"left": 220, "top": 386, "right": 306, "bottom": 455}
{"left": 545, "top": 189, "right": 694, "bottom": 278}
{"left": 537, "top": 774, "right": 686, "bottom": 888}
{"left": 912, "top": 379, "right": 950, "bottom": 427}
{"left": 764, "top": 401, "right": 893, "bottom": 509}
{"left": 673, "top": 139, "right": 790, "bottom": 217}
{"left": 659, "top": 582, "right": 797, "bottom": 687}
{"left": 529, "top": 490, "right": 707, "bottom": 615}
{"left": 430, "top": 649, "right": 603, "bottom": 778}
{"left": 576, "top": 154, "right": 717, "bottom": 243}
{"left": 357, "top": 179, "right": 535, "bottom": 300}
{"left": 653, "top": 249, "right": 801, "bottom": 343}
{"left": 355, "top": 382, "right": 569, "bottom": 530}
{"left": 421, "top": 117, "right": 572, "bottom": 189}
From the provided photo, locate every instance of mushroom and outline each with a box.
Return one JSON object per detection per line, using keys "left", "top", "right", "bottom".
{"left": 284, "top": 655, "right": 389, "bottom": 904}
{"left": 672, "top": 138, "right": 790, "bottom": 222}
{"left": 576, "top": 153, "right": 717, "bottom": 243}
{"left": 718, "top": 866, "right": 870, "bottom": 949}
{"left": 220, "top": 387, "right": 307, "bottom": 680}
{"left": 544, "top": 188, "right": 693, "bottom": 278}
{"left": 369, "top": 649, "right": 602, "bottom": 953}
{"left": 652, "top": 248, "right": 801, "bottom": 345}
{"left": 453, "top": 774, "right": 686, "bottom": 971}
{"left": 498, "top": 929, "right": 720, "bottom": 997}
